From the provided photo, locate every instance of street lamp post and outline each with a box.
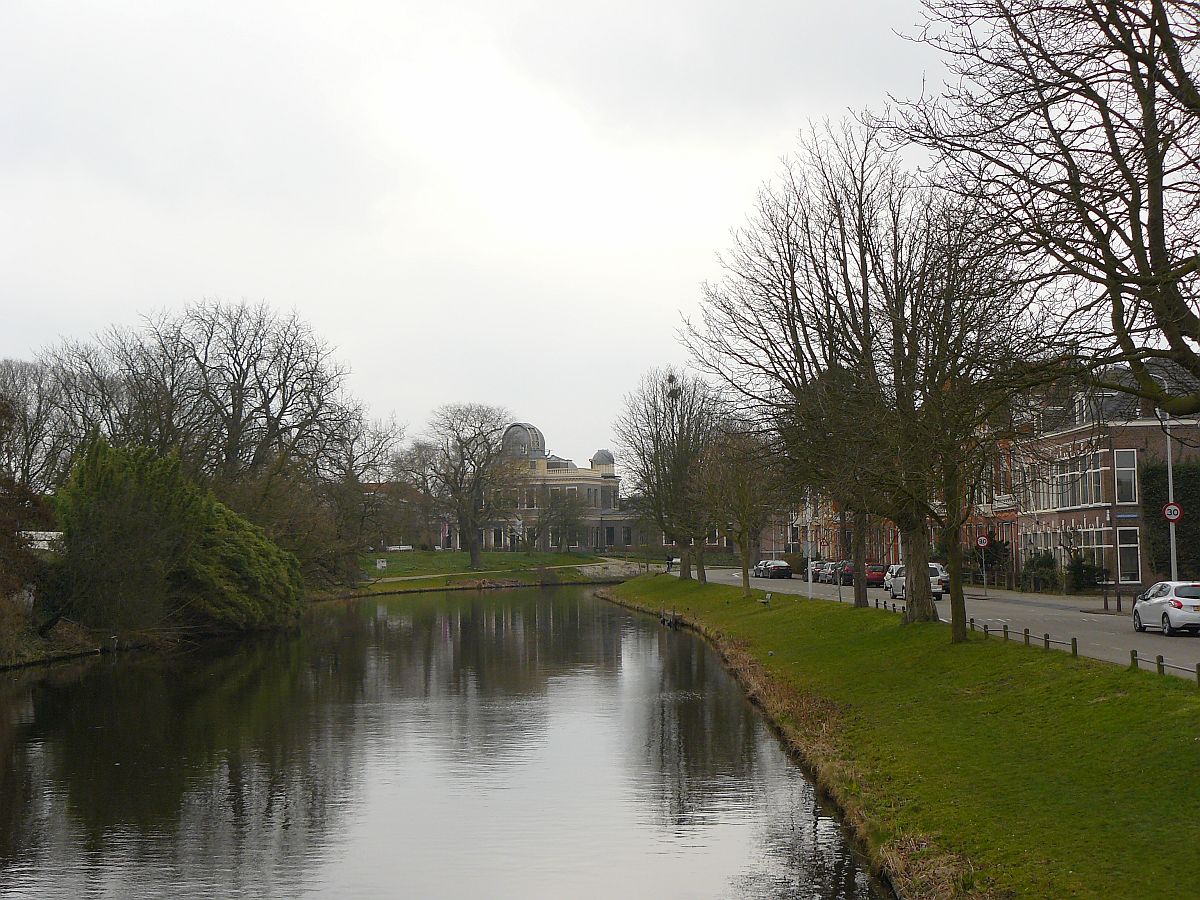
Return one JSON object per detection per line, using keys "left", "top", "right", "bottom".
{"left": 1156, "top": 410, "right": 1180, "bottom": 581}
{"left": 1167, "top": 419, "right": 1179, "bottom": 582}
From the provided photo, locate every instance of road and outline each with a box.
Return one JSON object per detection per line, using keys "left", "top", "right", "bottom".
{"left": 697, "top": 568, "right": 1200, "bottom": 680}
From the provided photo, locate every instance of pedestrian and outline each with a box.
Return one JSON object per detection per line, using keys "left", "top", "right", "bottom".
{"left": 665, "top": 554, "right": 673, "bottom": 573}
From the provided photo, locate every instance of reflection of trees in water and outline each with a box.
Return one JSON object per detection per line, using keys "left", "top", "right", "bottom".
{"left": 358, "top": 588, "right": 625, "bottom": 762}
{"left": 0, "top": 624, "right": 371, "bottom": 886}
{"left": 633, "top": 629, "right": 880, "bottom": 899}
{"left": 730, "top": 752, "right": 881, "bottom": 899}
{"left": 635, "top": 627, "right": 762, "bottom": 829}
{"left": 0, "top": 586, "right": 878, "bottom": 898}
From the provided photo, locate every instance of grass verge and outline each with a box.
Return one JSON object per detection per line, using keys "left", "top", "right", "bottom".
{"left": 607, "top": 574, "right": 1200, "bottom": 899}
{"left": 355, "top": 566, "right": 603, "bottom": 595}
{"left": 359, "top": 549, "right": 601, "bottom": 578}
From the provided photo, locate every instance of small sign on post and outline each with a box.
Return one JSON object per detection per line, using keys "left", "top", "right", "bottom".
{"left": 977, "top": 535, "right": 990, "bottom": 595}
{"left": 1163, "top": 502, "right": 1184, "bottom": 523}
{"left": 376, "top": 559, "right": 387, "bottom": 571}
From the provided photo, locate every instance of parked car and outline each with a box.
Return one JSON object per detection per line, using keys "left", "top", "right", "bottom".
{"left": 808, "top": 561, "right": 825, "bottom": 580}
{"left": 883, "top": 564, "right": 903, "bottom": 593}
{"left": 888, "top": 563, "right": 947, "bottom": 601}
{"left": 864, "top": 564, "right": 886, "bottom": 588}
{"left": 1133, "top": 582, "right": 1200, "bottom": 635}
{"left": 817, "top": 562, "right": 839, "bottom": 584}
{"left": 833, "top": 561, "right": 856, "bottom": 585}
{"left": 752, "top": 559, "right": 793, "bottom": 579}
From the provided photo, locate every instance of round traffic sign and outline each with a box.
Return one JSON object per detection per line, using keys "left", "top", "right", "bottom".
{"left": 1164, "top": 502, "right": 1184, "bottom": 523}
{"left": 976, "top": 535, "right": 990, "bottom": 548}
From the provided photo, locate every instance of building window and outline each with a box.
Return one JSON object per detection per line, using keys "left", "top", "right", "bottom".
{"left": 623, "top": 527, "right": 632, "bottom": 545}
{"left": 1117, "top": 527, "right": 1140, "bottom": 583}
{"left": 605, "top": 526, "right": 615, "bottom": 546}
{"left": 1115, "top": 450, "right": 1137, "bottom": 503}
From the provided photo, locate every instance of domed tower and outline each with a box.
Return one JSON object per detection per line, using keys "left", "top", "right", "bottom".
{"left": 501, "top": 422, "right": 547, "bottom": 459}
{"left": 589, "top": 449, "right": 615, "bottom": 471}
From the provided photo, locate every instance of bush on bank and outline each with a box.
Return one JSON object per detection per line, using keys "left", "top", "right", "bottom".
{"left": 54, "top": 438, "right": 303, "bottom": 633}
{"left": 610, "top": 574, "right": 1200, "bottom": 899}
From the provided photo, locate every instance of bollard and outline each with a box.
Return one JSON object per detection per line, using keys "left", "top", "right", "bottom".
{"left": 1131, "top": 649, "right": 1138, "bottom": 670}
{"left": 969, "top": 617, "right": 975, "bottom": 631}
{"left": 1195, "top": 662, "right": 1200, "bottom": 687}
{"left": 1023, "top": 628, "right": 1030, "bottom": 646}
{"left": 1043, "top": 633, "right": 1050, "bottom": 650}
{"left": 891, "top": 603, "right": 896, "bottom": 613}
{"left": 1003, "top": 624, "right": 1009, "bottom": 641}
{"left": 1071, "top": 637, "right": 1078, "bottom": 658}
{"left": 875, "top": 598, "right": 879, "bottom": 609}
{"left": 1157, "top": 655, "right": 1165, "bottom": 676}
{"left": 983, "top": 624, "right": 989, "bottom": 638}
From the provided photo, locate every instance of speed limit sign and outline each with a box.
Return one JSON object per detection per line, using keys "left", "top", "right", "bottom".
{"left": 976, "top": 535, "right": 990, "bottom": 549}
{"left": 1164, "top": 502, "right": 1184, "bottom": 523}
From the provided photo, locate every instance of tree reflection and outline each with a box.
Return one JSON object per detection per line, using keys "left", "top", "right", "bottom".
{"left": 0, "top": 587, "right": 879, "bottom": 899}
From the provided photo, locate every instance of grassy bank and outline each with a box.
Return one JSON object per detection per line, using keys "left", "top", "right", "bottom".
{"left": 360, "top": 549, "right": 601, "bottom": 578}
{"left": 608, "top": 574, "right": 1200, "bottom": 899}
{"left": 356, "top": 566, "right": 604, "bottom": 594}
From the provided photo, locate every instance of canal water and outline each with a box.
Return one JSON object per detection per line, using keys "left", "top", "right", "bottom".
{"left": 0, "top": 587, "right": 886, "bottom": 899}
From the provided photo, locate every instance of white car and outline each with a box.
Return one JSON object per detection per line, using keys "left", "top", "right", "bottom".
{"left": 1133, "top": 582, "right": 1200, "bottom": 635}
{"left": 883, "top": 564, "right": 903, "bottom": 593}
{"left": 888, "top": 563, "right": 947, "bottom": 602}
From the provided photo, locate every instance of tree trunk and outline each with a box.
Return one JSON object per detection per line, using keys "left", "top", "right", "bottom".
{"left": 852, "top": 507, "right": 869, "bottom": 608}
{"left": 466, "top": 526, "right": 482, "bottom": 569}
{"left": 695, "top": 544, "right": 707, "bottom": 585}
{"left": 679, "top": 544, "right": 693, "bottom": 580}
{"left": 947, "top": 527, "right": 967, "bottom": 642}
{"left": 900, "top": 514, "right": 937, "bottom": 622}
{"left": 739, "top": 540, "right": 752, "bottom": 598}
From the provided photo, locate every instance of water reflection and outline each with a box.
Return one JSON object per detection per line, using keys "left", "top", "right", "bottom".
{"left": 0, "top": 587, "right": 885, "bottom": 899}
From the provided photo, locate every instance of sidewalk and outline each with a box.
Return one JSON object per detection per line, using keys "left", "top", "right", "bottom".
{"left": 960, "top": 583, "right": 1133, "bottom": 614}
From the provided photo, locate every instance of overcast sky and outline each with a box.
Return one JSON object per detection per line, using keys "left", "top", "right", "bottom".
{"left": 1, "top": 1, "right": 938, "bottom": 465}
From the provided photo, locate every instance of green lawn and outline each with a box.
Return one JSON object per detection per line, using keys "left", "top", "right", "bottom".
{"left": 610, "top": 574, "right": 1200, "bottom": 899}
{"left": 358, "top": 566, "right": 597, "bottom": 594}
{"left": 360, "top": 549, "right": 601, "bottom": 578}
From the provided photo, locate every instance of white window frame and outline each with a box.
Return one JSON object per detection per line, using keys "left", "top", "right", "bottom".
{"left": 1117, "top": 526, "right": 1140, "bottom": 583}
{"left": 1114, "top": 449, "right": 1138, "bottom": 504}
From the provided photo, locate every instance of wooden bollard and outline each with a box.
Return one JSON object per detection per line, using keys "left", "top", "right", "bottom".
{"left": 1130, "top": 649, "right": 1138, "bottom": 669}
{"left": 983, "top": 624, "right": 989, "bottom": 638}
{"left": 1023, "top": 628, "right": 1030, "bottom": 646}
{"left": 969, "top": 617, "right": 974, "bottom": 631}
{"left": 1157, "top": 654, "right": 1165, "bottom": 676}
{"left": 1003, "top": 624, "right": 1009, "bottom": 641}
{"left": 1043, "top": 633, "right": 1050, "bottom": 650}
{"left": 1071, "top": 637, "right": 1078, "bottom": 657}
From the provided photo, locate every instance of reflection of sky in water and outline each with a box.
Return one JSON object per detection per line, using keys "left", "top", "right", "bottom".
{"left": 0, "top": 588, "right": 885, "bottom": 899}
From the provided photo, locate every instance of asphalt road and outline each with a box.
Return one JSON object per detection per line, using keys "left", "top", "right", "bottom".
{"left": 697, "top": 568, "right": 1200, "bottom": 680}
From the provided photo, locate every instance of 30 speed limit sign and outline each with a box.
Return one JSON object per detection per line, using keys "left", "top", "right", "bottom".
{"left": 976, "top": 535, "right": 990, "bottom": 549}
{"left": 1163, "top": 502, "right": 1184, "bottom": 523}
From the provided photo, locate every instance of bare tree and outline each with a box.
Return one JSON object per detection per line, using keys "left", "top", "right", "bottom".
{"left": 423, "top": 403, "right": 518, "bottom": 569}
{"left": 689, "top": 120, "right": 1050, "bottom": 631}
{"left": 904, "top": 0, "right": 1200, "bottom": 413}
{"left": 0, "top": 359, "right": 72, "bottom": 491}
{"left": 613, "top": 368, "right": 720, "bottom": 583}
{"left": 393, "top": 439, "right": 449, "bottom": 549}
{"left": 701, "top": 426, "right": 791, "bottom": 598}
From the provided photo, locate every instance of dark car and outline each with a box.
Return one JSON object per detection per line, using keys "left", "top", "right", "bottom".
{"left": 758, "top": 560, "right": 793, "bottom": 579}
{"left": 864, "top": 564, "right": 886, "bottom": 587}
{"left": 834, "top": 561, "right": 855, "bottom": 585}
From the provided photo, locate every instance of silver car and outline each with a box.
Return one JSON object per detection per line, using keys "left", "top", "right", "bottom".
{"left": 1133, "top": 582, "right": 1200, "bottom": 635}
{"left": 889, "top": 563, "right": 947, "bottom": 602}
